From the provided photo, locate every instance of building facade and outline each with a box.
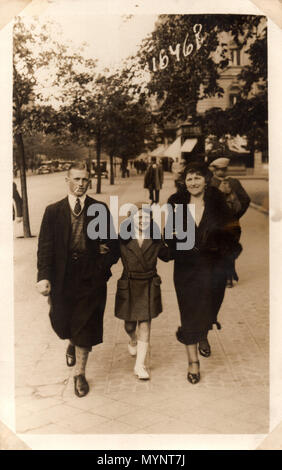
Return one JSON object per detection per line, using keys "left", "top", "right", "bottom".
{"left": 150, "top": 24, "right": 268, "bottom": 176}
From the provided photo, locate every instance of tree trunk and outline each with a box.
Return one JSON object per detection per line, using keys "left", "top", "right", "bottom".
{"left": 121, "top": 156, "right": 127, "bottom": 178}
{"left": 247, "top": 134, "right": 255, "bottom": 170}
{"left": 110, "top": 154, "right": 114, "bottom": 185}
{"left": 15, "top": 133, "right": 32, "bottom": 237}
{"left": 88, "top": 145, "right": 92, "bottom": 189}
{"left": 96, "top": 133, "right": 101, "bottom": 194}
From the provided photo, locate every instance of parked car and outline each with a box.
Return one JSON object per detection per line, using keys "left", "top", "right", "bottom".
{"left": 91, "top": 160, "right": 108, "bottom": 179}
{"left": 37, "top": 165, "right": 51, "bottom": 174}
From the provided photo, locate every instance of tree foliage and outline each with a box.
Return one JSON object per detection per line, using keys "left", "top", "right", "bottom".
{"left": 200, "top": 16, "right": 267, "bottom": 153}
{"left": 133, "top": 14, "right": 267, "bottom": 155}
{"left": 13, "top": 16, "right": 93, "bottom": 235}
{"left": 133, "top": 14, "right": 259, "bottom": 125}
{"left": 59, "top": 70, "right": 150, "bottom": 189}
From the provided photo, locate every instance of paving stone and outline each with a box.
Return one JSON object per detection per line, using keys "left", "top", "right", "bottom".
{"left": 58, "top": 412, "right": 110, "bottom": 434}
{"left": 16, "top": 408, "right": 55, "bottom": 433}
{"left": 116, "top": 408, "right": 165, "bottom": 428}
{"left": 136, "top": 417, "right": 215, "bottom": 435}
{"left": 88, "top": 401, "right": 138, "bottom": 420}
{"left": 34, "top": 384, "right": 66, "bottom": 398}
{"left": 25, "top": 423, "right": 74, "bottom": 434}
{"left": 89, "top": 419, "right": 140, "bottom": 434}
{"left": 19, "top": 397, "right": 62, "bottom": 414}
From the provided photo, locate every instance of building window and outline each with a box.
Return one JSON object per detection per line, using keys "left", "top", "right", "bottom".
{"left": 229, "top": 93, "right": 238, "bottom": 106}
{"left": 228, "top": 85, "right": 240, "bottom": 107}
{"left": 230, "top": 48, "right": 241, "bottom": 66}
{"left": 262, "top": 150, "right": 268, "bottom": 163}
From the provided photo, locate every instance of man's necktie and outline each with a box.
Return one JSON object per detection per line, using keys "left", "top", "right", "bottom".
{"left": 74, "top": 197, "right": 81, "bottom": 215}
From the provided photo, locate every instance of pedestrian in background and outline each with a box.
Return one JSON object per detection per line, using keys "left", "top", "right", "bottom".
{"left": 36, "top": 162, "right": 119, "bottom": 397}
{"left": 13, "top": 181, "right": 23, "bottom": 222}
{"left": 114, "top": 202, "right": 171, "bottom": 380}
{"left": 144, "top": 156, "right": 164, "bottom": 204}
{"left": 166, "top": 161, "right": 241, "bottom": 384}
{"left": 13, "top": 163, "right": 19, "bottom": 178}
{"left": 209, "top": 157, "right": 250, "bottom": 287}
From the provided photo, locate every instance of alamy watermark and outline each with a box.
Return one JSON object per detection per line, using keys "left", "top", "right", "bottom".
{"left": 87, "top": 196, "right": 196, "bottom": 251}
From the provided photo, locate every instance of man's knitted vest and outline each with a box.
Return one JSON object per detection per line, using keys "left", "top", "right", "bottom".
{"left": 69, "top": 208, "right": 86, "bottom": 253}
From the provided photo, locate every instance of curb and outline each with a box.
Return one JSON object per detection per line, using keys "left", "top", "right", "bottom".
{"left": 237, "top": 175, "right": 268, "bottom": 181}
{"left": 250, "top": 202, "right": 269, "bottom": 215}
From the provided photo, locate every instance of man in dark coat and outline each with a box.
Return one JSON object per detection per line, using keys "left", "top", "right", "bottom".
{"left": 144, "top": 157, "right": 164, "bottom": 204}
{"left": 209, "top": 157, "right": 250, "bottom": 287}
{"left": 37, "top": 162, "right": 119, "bottom": 397}
{"left": 13, "top": 181, "right": 23, "bottom": 222}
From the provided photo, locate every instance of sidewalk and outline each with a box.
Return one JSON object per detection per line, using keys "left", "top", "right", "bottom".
{"left": 238, "top": 178, "right": 269, "bottom": 213}
{"left": 13, "top": 173, "right": 269, "bottom": 443}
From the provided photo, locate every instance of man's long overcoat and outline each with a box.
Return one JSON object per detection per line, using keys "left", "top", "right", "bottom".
{"left": 37, "top": 195, "right": 118, "bottom": 340}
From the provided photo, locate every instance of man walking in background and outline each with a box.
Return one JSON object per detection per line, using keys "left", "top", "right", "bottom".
{"left": 144, "top": 156, "right": 164, "bottom": 204}
{"left": 36, "top": 162, "right": 118, "bottom": 397}
{"left": 13, "top": 181, "right": 23, "bottom": 222}
{"left": 209, "top": 157, "right": 250, "bottom": 287}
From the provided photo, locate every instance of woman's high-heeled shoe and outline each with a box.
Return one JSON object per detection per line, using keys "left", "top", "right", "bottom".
{"left": 187, "top": 361, "right": 200, "bottom": 384}
{"left": 66, "top": 343, "right": 76, "bottom": 367}
{"left": 198, "top": 339, "right": 211, "bottom": 358}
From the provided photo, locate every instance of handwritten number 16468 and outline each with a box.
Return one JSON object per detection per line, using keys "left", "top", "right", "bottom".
{"left": 152, "top": 24, "right": 204, "bottom": 72}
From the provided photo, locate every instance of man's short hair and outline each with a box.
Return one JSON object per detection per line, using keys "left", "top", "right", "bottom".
{"left": 67, "top": 161, "right": 90, "bottom": 176}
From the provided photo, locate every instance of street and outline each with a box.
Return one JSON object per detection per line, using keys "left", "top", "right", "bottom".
{"left": 13, "top": 171, "right": 269, "bottom": 439}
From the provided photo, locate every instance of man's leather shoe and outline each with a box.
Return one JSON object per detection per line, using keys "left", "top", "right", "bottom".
{"left": 66, "top": 344, "right": 76, "bottom": 367}
{"left": 74, "top": 374, "right": 89, "bottom": 397}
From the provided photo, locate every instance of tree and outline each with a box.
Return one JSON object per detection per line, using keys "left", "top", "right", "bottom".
{"left": 13, "top": 17, "right": 52, "bottom": 237}
{"left": 200, "top": 16, "right": 267, "bottom": 162}
{"left": 101, "top": 73, "right": 150, "bottom": 184}
{"left": 130, "top": 14, "right": 267, "bottom": 165}
{"left": 57, "top": 62, "right": 108, "bottom": 193}
{"left": 13, "top": 132, "right": 89, "bottom": 169}
{"left": 13, "top": 17, "right": 92, "bottom": 236}
{"left": 133, "top": 14, "right": 233, "bottom": 126}
{"left": 60, "top": 69, "right": 150, "bottom": 190}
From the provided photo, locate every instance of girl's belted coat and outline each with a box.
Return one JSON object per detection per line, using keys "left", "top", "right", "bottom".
{"left": 114, "top": 236, "right": 171, "bottom": 322}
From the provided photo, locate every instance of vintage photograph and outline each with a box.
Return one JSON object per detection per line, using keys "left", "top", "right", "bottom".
{"left": 11, "top": 4, "right": 269, "bottom": 442}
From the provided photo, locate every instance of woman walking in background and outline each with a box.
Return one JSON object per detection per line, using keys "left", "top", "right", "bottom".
{"left": 166, "top": 162, "right": 241, "bottom": 384}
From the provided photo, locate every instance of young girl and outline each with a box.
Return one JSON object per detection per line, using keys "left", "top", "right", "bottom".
{"left": 114, "top": 202, "right": 171, "bottom": 380}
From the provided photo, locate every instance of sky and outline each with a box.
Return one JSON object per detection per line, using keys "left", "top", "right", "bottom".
{"left": 38, "top": 12, "right": 157, "bottom": 72}
{"left": 17, "top": 11, "right": 157, "bottom": 105}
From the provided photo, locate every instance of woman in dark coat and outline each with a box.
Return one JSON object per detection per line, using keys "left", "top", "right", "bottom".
{"left": 166, "top": 161, "right": 241, "bottom": 384}
{"left": 115, "top": 202, "right": 171, "bottom": 380}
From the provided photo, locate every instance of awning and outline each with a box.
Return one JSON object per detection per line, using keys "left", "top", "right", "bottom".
{"left": 181, "top": 138, "right": 197, "bottom": 153}
{"left": 227, "top": 135, "right": 249, "bottom": 154}
{"left": 163, "top": 137, "right": 182, "bottom": 160}
{"left": 150, "top": 144, "right": 167, "bottom": 157}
